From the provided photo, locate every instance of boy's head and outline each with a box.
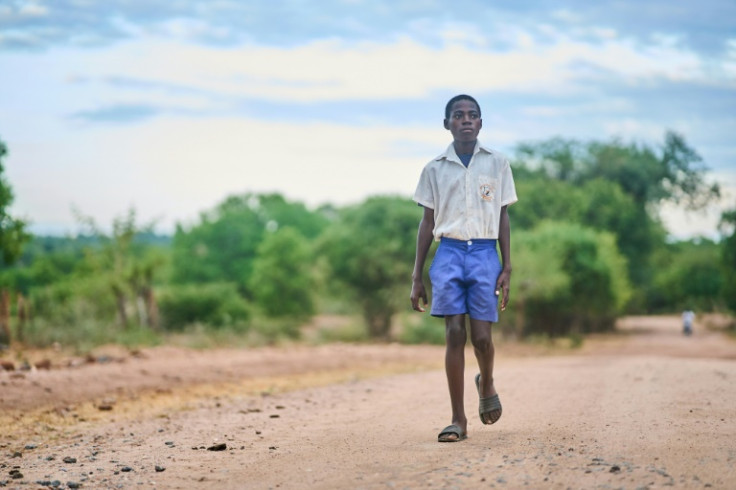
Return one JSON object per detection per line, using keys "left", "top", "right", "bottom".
{"left": 444, "top": 94, "right": 482, "bottom": 143}
{"left": 444, "top": 94, "right": 481, "bottom": 120}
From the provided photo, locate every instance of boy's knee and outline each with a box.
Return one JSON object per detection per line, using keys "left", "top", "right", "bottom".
{"left": 445, "top": 319, "right": 466, "bottom": 348}
{"left": 471, "top": 333, "right": 493, "bottom": 352}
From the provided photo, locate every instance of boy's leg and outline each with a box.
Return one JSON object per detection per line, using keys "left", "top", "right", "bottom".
{"left": 470, "top": 318, "right": 498, "bottom": 423}
{"left": 442, "top": 314, "right": 467, "bottom": 440}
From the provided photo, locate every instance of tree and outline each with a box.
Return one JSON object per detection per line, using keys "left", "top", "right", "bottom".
{"left": 510, "top": 221, "right": 631, "bottom": 336}
{"left": 0, "top": 138, "right": 30, "bottom": 266}
{"left": 320, "top": 196, "right": 419, "bottom": 339}
{"left": 0, "top": 138, "right": 30, "bottom": 344}
{"left": 76, "top": 208, "right": 164, "bottom": 328}
{"left": 511, "top": 173, "right": 662, "bottom": 292}
{"left": 513, "top": 132, "right": 716, "bottom": 307}
{"left": 171, "top": 193, "right": 328, "bottom": 295}
{"left": 651, "top": 239, "right": 723, "bottom": 312}
{"left": 249, "top": 227, "right": 315, "bottom": 319}
{"left": 719, "top": 208, "right": 736, "bottom": 314}
{"left": 517, "top": 131, "right": 719, "bottom": 209}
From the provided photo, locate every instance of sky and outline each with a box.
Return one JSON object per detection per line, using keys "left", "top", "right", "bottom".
{"left": 1, "top": 0, "right": 734, "bottom": 240}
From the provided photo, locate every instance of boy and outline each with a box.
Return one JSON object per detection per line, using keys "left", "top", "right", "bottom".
{"left": 410, "top": 94, "right": 517, "bottom": 442}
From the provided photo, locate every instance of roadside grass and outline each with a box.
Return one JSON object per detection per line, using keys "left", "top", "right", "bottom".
{"left": 8, "top": 312, "right": 733, "bottom": 362}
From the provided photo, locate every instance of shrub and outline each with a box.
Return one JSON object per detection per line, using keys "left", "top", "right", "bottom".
{"left": 510, "top": 221, "right": 631, "bottom": 336}
{"left": 158, "top": 282, "right": 251, "bottom": 331}
{"left": 398, "top": 313, "right": 446, "bottom": 345}
{"left": 249, "top": 227, "right": 315, "bottom": 319}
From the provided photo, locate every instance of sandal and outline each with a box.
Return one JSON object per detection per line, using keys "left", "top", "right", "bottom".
{"left": 475, "top": 373, "right": 502, "bottom": 424}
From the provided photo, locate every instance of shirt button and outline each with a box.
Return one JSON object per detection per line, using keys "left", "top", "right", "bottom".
{"left": 467, "top": 240, "right": 473, "bottom": 246}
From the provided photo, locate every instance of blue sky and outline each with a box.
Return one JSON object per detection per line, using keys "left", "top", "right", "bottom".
{"left": 1, "top": 0, "right": 734, "bottom": 238}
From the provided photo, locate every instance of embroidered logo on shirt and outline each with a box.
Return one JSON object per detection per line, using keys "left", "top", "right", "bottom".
{"left": 480, "top": 183, "right": 495, "bottom": 202}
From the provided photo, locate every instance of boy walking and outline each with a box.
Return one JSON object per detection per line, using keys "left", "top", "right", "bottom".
{"left": 410, "top": 94, "right": 517, "bottom": 442}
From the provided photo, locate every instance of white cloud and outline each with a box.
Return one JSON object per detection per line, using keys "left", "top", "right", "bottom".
{"left": 37, "top": 28, "right": 725, "bottom": 107}
{"left": 724, "top": 38, "right": 736, "bottom": 78}
{"left": 18, "top": 1, "right": 48, "bottom": 17}
{"left": 2, "top": 12, "right": 734, "bottom": 237}
{"left": 153, "top": 17, "right": 233, "bottom": 42}
{"left": 601, "top": 119, "right": 667, "bottom": 141}
{"left": 6, "top": 114, "right": 441, "bottom": 233}
{"left": 550, "top": 9, "right": 582, "bottom": 23}
{"left": 521, "top": 98, "right": 634, "bottom": 118}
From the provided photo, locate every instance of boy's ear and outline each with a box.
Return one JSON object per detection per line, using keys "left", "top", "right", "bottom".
{"left": 443, "top": 119, "right": 450, "bottom": 130}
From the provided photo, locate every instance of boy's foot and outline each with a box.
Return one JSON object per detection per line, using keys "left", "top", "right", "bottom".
{"left": 475, "top": 373, "right": 502, "bottom": 424}
{"left": 438, "top": 424, "right": 467, "bottom": 442}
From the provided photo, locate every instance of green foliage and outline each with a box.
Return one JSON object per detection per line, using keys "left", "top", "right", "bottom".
{"left": 249, "top": 315, "right": 303, "bottom": 342}
{"left": 158, "top": 282, "right": 251, "bottom": 331}
{"left": 516, "top": 131, "right": 719, "bottom": 208}
{"left": 171, "top": 193, "right": 328, "bottom": 295}
{"left": 249, "top": 227, "right": 315, "bottom": 319}
{"left": 512, "top": 175, "right": 657, "bottom": 295}
{"left": 22, "top": 275, "right": 121, "bottom": 350}
{"left": 509, "top": 221, "right": 631, "bottom": 336}
{"left": 650, "top": 239, "right": 724, "bottom": 312}
{"left": 398, "top": 313, "right": 446, "bottom": 345}
{"left": 30, "top": 275, "right": 117, "bottom": 325}
{"left": 719, "top": 208, "right": 736, "bottom": 313}
{"left": 513, "top": 132, "right": 712, "bottom": 304}
{"left": 3, "top": 132, "right": 728, "bottom": 350}
{"left": 319, "top": 195, "right": 419, "bottom": 339}
{"left": 75, "top": 208, "right": 166, "bottom": 329}
{"left": 0, "top": 138, "right": 30, "bottom": 265}
{"left": 511, "top": 177, "right": 586, "bottom": 231}
{"left": 579, "top": 179, "right": 663, "bottom": 288}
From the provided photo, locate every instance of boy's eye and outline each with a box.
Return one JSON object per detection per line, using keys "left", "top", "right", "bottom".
{"left": 453, "top": 112, "right": 479, "bottom": 119}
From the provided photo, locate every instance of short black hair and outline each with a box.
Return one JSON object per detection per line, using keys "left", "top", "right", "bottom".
{"left": 445, "top": 94, "right": 481, "bottom": 120}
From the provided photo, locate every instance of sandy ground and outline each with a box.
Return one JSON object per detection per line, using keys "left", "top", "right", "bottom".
{"left": 1, "top": 315, "right": 735, "bottom": 489}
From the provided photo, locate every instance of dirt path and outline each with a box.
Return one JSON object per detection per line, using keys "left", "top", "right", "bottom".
{"left": 2, "top": 315, "right": 735, "bottom": 489}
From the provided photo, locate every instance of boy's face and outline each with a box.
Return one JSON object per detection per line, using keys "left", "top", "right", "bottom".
{"left": 444, "top": 99, "right": 482, "bottom": 144}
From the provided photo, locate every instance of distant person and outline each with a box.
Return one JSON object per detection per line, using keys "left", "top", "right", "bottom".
{"left": 682, "top": 309, "right": 695, "bottom": 336}
{"left": 410, "top": 94, "right": 518, "bottom": 442}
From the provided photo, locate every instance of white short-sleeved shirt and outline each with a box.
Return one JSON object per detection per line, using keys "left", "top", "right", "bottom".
{"left": 413, "top": 141, "right": 518, "bottom": 241}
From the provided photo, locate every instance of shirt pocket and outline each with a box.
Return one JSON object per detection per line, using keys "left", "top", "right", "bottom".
{"left": 478, "top": 177, "right": 498, "bottom": 203}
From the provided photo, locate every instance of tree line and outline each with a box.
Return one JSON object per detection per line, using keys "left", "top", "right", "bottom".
{"left": 0, "top": 132, "right": 733, "bottom": 348}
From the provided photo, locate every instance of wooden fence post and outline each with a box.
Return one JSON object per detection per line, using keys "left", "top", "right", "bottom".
{"left": 17, "top": 293, "right": 27, "bottom": 343}
{"left": 0, "top": 289, "right": 10, "bottom": 345}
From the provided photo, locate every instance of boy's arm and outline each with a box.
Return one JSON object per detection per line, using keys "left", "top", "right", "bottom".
{"left": 410, "top": 206, "right": 435, "bottom": 312}
{"left": 496, "top": 205, "right": 512, "bottom": 311}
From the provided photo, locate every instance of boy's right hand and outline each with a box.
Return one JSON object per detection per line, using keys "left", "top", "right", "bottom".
{"left": 410, "top": 281, "right": 428, "bottom": 312}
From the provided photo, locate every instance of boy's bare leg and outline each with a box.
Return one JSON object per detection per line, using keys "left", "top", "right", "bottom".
{"left": 470, "top": 318, "right": 498, "bottom": 410}
{"left": 443, "top": 314, "right": 467, "bottom": 440}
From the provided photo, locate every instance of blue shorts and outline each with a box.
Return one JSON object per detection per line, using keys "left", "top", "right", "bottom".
{"left": 429, "top": 238, "right": 502, "bottom": 322}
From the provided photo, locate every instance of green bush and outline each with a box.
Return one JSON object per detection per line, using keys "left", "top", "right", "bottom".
{"left": 19, "top": 275, "right": 164, "bottom": 351}
{"left": 158, "top": 282, "right": 251, "bottom": 331}
{"left": 250, "top": 315, "right": 304, "bottom": 342}
{"left": 318, "top": 195, "right": 419, "bottom": 339}
{"left": 651, "top": 239, "right": 724, "bottom": 312}
{"left": 510, "top": 221, "right": 631, "bottom": 336}
{"left": 249, "top": 227, "right": 315, "bottom": 319}
{"left": 398, "top": 313, "right": 446, "bottom": 345}
{"left": 29, "top": 276, "right": 117, "bottom": 326}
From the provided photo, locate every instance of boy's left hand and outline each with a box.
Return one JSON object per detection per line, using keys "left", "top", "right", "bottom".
{"left": 495, "top": 270, "right": 511, "bottom": 311}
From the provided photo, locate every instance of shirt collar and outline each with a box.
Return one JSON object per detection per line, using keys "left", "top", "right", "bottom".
{"left": 435, "top": 141, "right": 493, "bottom": 164}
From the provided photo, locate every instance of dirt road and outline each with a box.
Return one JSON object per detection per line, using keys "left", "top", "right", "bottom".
{"left": 2, "top": 315, "right": 735, "bottom": 489}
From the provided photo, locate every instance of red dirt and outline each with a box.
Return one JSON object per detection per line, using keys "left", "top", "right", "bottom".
{"left": 1, "top": 314, "right": 735, "bottom": 489}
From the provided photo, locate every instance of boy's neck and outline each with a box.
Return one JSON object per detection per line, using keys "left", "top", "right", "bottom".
{"left": 453, "top": 140, "right": 476, "bottom": 155}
